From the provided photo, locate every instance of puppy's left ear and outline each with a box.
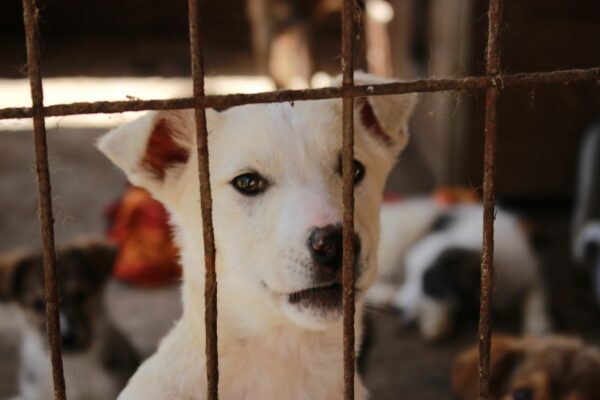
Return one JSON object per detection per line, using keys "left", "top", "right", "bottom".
{"left": 335, "top": 72, "right": 418, "bottom": 154}
{"left": 0, "top": 251, "right": 30, "bottom": 302}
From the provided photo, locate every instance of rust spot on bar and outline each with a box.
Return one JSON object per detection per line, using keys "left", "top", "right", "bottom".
{"left": 187, "top": 0, "right": 219, "bottom": 399}
{"left": 21, "top": 0, "right": 67, "bottom": 399}
{"left": 478, "top": 1, "right": 504, "bottom": 399}
{"left": 341, "top": 0, "right": 356, "bottom": 399}
{"left": 1, "top": 68, "right": 598, "bottom": 121}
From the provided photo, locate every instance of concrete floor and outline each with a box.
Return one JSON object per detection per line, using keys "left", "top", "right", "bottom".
{"left": 0, "top": 127, "right": 599, "bottom": 399}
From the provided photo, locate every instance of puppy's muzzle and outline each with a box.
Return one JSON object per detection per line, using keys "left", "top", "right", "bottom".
{"left": 59, "top": 313, "right": 92, "bottom": 353}
{"left": 307, "top": 224, "right": 361, "bottom": 283}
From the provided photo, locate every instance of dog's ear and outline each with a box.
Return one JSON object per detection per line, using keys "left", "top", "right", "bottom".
{"left": 452, "top": 335, "right": 524, "bottom": 400}
{"left": 70, "top": 239, "right": 117, "bottom": 287}
{"left": 97, "top": 109, "right": 221, "bottom": 193}
{"left": 334, "top": 72, "right": 418, "bottom": 154}
{"left": 0, "top": 253, "right": 19, "bottom": 301}
{"left": 0, "top": 251, "right": 34, "bottom": 302}
{"left": 423, "top": 248, "right": 481, "bottom": 303}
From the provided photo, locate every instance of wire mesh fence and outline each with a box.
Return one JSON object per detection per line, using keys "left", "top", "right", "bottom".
{"left": 4, "top": 0, "right": 600, "bottom": 399}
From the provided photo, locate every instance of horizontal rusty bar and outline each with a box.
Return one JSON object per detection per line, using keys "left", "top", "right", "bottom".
{"left": 0, "top": 68, "right": 598, "bottom": 121}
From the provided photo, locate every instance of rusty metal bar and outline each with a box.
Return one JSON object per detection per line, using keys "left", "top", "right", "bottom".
{"left": 478, "top": 0, "right": 503, "bottom": 399}
{"left": 187, "top": 0, "right": 219, "bottom": 399}
{"left": 1, "top": 67, "right": 598, "bottom": 121}
{"left": 21, "top": 1, "right": 67, "bottom": 399}
{"left": 341, "top": 0, "right": 356, "bottom": 398}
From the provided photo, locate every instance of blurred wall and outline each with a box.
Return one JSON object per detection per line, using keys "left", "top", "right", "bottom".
{"left": 466, "top": 0, "right": 600, "bottom": 201}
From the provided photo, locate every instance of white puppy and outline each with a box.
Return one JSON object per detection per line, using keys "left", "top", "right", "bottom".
{"left": 97, "top": 73, "right": 416, "bottom": 399}
{"left": 372, "top": 201, "right": 551, "bottom": 341}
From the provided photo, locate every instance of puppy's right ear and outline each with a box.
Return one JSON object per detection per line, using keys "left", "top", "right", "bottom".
{"left": 333, "top": 72, "right": 418, "bottom": 157}
{"left": 97, "top": 109, "right": 221, "bottom": 194}
{"left": 0, "top": 251, "right": 29, "bottom": 302}
{"left": 452, "top": 335, "right": 524, "bottom": 400}
{"left": 69, "top": 238, "right": 117, "bottom": 286}
{"left": 84, "top": 241, "right": 117, "bottom": 286}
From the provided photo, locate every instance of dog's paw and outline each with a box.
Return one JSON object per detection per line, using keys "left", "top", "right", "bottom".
{"left": 523, "top": 287, "right": 553, "bottom": 336}
{"left": 418, "top": 299, "right": 453, "bottom": 341}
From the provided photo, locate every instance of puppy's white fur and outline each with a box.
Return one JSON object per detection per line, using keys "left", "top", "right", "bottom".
{"left": 98, "top": 73, "right": 416, "bottom": 399}
{"left": 367, "top": 198, "right": 442, "bottom": 305}
{"left": 17, "top": 315, "right": 123, "bottom": 400}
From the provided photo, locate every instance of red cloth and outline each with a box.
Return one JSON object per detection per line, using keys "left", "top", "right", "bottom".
{"left": 383, "top": 187, "right": 479, "bottom": 206}
{"left": 106, "top": 187, "right": 181, "bottom": 287}
{"left": 433, "top": 187, "right": 480, "bottom": 206}
{"left": 383, "top": 193, "right": 403, "bottom": 203}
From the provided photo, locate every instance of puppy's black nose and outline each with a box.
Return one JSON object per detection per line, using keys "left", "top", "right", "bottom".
{"left": 307, "top": 224, "right": 360, "bottom": 281}
{"left": 61, "top": 332, "right": 83, "bottom": 352}
{"left": 308, "top": 225, "right": 342, "bottom": 263}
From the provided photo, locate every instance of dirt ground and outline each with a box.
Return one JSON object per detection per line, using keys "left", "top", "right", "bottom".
{"left": 0, "top": 127, "right": 599, "bottom": 399}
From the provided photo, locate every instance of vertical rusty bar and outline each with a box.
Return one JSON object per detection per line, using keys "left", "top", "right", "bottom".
{"left": 478, "top": 0, "right": 503, "bottom": 399}
{"left": 21, "top": 1, "right": 67, "bottom": 399}
{"left": 341, "top": 0, "right": 356, "bottom": 399}
{"left": 187, "top": 0, "right": 219, "bottom": 399}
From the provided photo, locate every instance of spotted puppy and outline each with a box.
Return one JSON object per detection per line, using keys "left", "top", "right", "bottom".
{"left": 97, "top": 72, "right": 416, "bottom": 399}
{"left": 452, "top": 335, "right": 600, "bottom": 400}
{"left": 0, "top": 239, "right": 139, "bottom": 400}
{"left": 372, "top": 201, "right": 551, "bottom": 340}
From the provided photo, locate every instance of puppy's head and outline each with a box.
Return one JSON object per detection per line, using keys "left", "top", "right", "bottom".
{"left": 0, "top": 240, "right": 116, "bottom": 352}
{"left": 452, "top": 335, "right": 600, "bottom": 400}
{"left": 394, "top": 236, "right": 481, "bottom": 340}
{"left": 421, "top": 247, "right": 481, "bottom": 309}
{"left": 98, "top": 73, "right": 416, "bottom": 330}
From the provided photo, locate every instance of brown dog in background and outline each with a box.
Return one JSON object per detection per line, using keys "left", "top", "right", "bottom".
{"left": 0, "top": 239, "right": 139, "bottom": 400}
{"left": 452, "top": 335, "right": 600, "bottom": 400}
{"left": 247, "top": 0, "right": 395, "bottom": 89}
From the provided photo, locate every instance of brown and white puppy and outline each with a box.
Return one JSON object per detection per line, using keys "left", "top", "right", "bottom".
{"left": 452, "top": 335, "right": 600, "bottom": 400}
{"left": 0, "top": 239, "right": 140, "bottom": 400}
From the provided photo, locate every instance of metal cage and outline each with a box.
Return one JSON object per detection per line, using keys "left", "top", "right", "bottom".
{"left": 2, "top": 0, "right": 599, "bottom": 399}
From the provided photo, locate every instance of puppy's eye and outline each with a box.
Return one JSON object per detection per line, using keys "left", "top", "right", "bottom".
{"left": 352, "top": 160, "right": 365, "bottom": 184}
{"left": 337, "top": 157, "right": 366, "bottom": 185}
{"left": 231, "top": 172, "right": 268, "bottom": 196}
{"left": 512, "top": 388, "right": 533, "bottom": 400}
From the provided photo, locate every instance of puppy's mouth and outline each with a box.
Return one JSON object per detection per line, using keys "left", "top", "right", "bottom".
{"left": 288, "top": 282, "right": 343, "bottom": 310}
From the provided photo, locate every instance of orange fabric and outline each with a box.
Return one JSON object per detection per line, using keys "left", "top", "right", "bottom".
{"left": 433, "top": 187, "right": 480, "bottom": 206}
{"left": 106, "top": 187, "right": 181, "bottom": 288}
{"left": 382, "top": 193, "right": 403, "bottom": 203}
{"left": 383, "top": 187, "right": 479, "bottom": 205}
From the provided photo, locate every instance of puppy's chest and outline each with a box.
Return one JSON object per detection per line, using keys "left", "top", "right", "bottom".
{"left": 20, "top": 336, "right": 120, "bottom": 400}
{"left": 218, "top": 336, "right": 346, "bottom": 400}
